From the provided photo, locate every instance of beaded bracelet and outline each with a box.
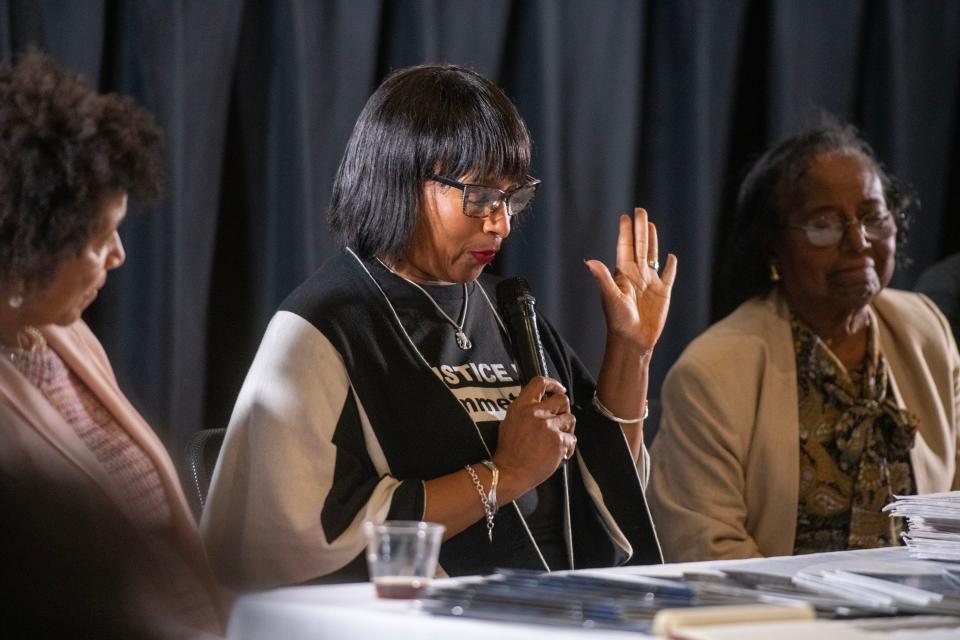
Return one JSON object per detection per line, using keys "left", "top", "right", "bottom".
{"left": 591, "top": 391, "right": 648, "bottom": 424}
{"left": 465, "top": 463, "right": 496, "bottom": 542}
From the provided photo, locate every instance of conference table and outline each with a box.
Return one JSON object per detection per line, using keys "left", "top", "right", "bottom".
{"left": 226, "top": 547, "right": 960, "bottom": 639}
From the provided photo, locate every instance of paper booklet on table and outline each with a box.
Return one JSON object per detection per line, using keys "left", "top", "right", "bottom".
{"left": 416, "top": 548, "right": 960, "bottom": 632}
{"left": 885, "top": 491, "right": 960, "bottom": 562}
{"left": 665, "top": 616, "right": 960, "bottom": 640}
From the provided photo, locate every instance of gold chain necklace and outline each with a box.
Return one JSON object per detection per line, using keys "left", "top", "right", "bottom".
{"left": 0, "top": 326, "right": 47, "bottom": 364}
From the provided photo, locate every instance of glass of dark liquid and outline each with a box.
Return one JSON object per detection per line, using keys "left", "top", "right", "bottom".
{"left": 363, "top": 520, "right": 445, "bottom": 599}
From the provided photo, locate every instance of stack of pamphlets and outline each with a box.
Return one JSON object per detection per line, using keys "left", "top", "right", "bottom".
{"left": 884, "top": 491, "right": 960, "bottom": 561}
{"left": 417, "top": 549, "right": 960, "bottom": 632}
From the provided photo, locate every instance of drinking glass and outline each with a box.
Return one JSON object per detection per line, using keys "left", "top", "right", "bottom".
{"left": 363, "top": 520, "right": 445, "bottom": 598}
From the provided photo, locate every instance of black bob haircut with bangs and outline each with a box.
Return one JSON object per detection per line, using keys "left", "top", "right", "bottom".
{"left": 328, "top": 63, "right": 532, "bottom": 261}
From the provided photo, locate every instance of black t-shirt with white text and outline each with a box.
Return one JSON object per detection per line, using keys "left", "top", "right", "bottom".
{"left": 369, "top": 260, "right": 568, "bottom": 571}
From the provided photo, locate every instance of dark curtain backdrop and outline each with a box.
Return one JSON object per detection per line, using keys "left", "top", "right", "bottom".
{"left": 2, "top": 1, "right": 959, "bottom": 453}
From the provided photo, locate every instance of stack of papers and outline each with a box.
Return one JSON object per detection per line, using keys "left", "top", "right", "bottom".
{"left": 884, "top": 491, "right": 960, "bottom": 561}
{"left": 790, "top": 568, "right": 960, "bottom": 615}
{"left": 417, "top": 555, "right": 960, "bottom": 631}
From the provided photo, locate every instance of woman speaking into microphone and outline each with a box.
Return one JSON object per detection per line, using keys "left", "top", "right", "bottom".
{"left": 202, "top": 64, "right": 677, "bottom": 589}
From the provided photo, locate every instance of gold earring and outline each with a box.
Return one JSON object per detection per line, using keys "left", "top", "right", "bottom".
{"left": 769, "top": 263, "right": 781, "bottom": 282}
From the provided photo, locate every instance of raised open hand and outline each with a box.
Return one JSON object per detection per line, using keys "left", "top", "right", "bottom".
{"left": 584, "top": 208, "right": 678, "bottom": 352}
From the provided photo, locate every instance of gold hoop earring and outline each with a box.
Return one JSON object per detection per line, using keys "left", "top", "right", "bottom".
{"left": 769, "top": 263, "right": 781, "bottom": 283}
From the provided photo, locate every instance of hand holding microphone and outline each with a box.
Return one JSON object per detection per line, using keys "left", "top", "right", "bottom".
{"left": 493, "top": 376, "right": 575, "bottom": 495}
{"left": 491, "top": 278, "right": 576, "bottom": 499}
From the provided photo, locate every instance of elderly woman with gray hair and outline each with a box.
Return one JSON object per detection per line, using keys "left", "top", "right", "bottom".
{"left": 649, "top": 122, "right": 960, "bottom": 561}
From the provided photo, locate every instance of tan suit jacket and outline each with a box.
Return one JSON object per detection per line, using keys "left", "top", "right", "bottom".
{"left": 649, "top": 289, "right": 960, "bottom": 561}
{"left": 0, "top": 320, "right": 223, "bottom": 623}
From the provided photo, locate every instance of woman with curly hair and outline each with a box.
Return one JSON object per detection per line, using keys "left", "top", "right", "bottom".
{"left": 0, "top": 49, "right": 222, "bottom": 635}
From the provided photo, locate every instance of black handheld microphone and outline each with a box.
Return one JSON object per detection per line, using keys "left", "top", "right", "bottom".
{"left": 497, "top": 277, "right": 576, "bottom": 569}
{"left": 496, "top": 277, "right": 548, "bottom": 384}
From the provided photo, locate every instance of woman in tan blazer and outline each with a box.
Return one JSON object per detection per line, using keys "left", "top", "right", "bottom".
{"left": 649, "top": 121, "right": 960, "bottom": 562}
{"left": 0, "top": 50, "right": 222, "bottom": 635}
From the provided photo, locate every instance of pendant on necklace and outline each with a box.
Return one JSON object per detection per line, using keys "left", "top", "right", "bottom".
{"left": 456, "top": 330, "right": 472, "bottom": 351}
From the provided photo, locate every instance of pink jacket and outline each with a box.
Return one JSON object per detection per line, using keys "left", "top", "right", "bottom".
{"left": 0, "top": 320, "right": 224, "bottom": 627}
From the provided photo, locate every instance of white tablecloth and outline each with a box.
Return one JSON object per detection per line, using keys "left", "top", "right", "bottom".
{"left": 225, "top": 547, "right": 955, "bottom": 639}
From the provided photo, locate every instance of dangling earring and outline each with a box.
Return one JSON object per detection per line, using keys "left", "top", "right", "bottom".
{"left": 769, "top": 263, "right": 781, "bottom": 282}
{"left": 8, "top": 294, "right": 22, "bottom": 309}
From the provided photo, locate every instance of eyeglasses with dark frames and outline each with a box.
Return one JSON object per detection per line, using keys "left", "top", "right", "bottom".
{"left": 784, "top": 210, "right": 896, "bottom": 247}
{"left": 430, "top": 174, "right": 541, "bottom": 219}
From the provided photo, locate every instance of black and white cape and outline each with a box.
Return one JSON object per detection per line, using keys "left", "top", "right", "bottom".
{"left": 201, "top": 251, "right": 662, "bottom": 590}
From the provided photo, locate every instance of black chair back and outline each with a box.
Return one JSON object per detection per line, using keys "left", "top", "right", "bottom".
{"left": 184, "top": 428, "right": 227, "bottom": 515}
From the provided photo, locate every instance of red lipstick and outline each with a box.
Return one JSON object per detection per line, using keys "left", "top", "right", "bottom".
{"left": 470, "top": 250, "right": 498, "bottom": 265}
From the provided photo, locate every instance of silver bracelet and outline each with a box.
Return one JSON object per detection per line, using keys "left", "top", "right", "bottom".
{"left": 591, "top": 391, "right": 648, "bottom": 424}
{"left": 479, "top": 460, "right": 499, "bottom": 515}
{"left": 464, "top": 464, "right": 495, "bottom": 542}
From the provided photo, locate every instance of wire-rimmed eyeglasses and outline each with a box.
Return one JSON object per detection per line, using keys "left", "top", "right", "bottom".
{"left": 784, "top": 211, "right": 896, "bottom": 247}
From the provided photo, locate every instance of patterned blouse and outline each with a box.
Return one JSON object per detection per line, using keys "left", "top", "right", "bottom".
{"left": 792, "top": 313, "right": 918, "bottom": 554}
